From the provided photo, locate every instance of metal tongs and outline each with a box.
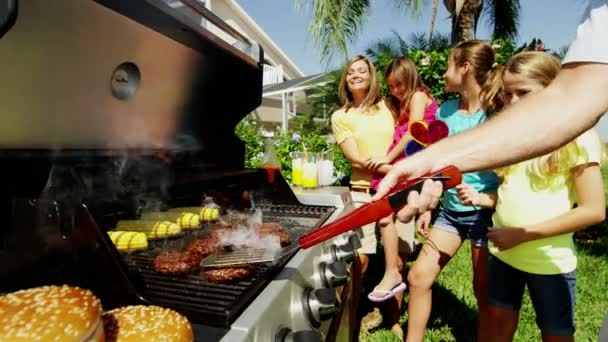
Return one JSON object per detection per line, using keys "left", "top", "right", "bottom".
{"left": 200, "top": 165, "right": 461, "bottom": 268}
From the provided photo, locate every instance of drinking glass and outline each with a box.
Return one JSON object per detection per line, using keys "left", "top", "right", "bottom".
{"left": 301, "top": 152, "right": 319, "bottom": 189}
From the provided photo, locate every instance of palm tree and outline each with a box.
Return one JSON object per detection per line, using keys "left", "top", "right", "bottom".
{"left": 444, "top": 0, "right": 520, "bottom": 42}
{"left": 296, "top": 0, "right": 520, "bottom": 64}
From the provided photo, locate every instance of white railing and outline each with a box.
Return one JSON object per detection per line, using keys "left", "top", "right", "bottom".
{"left": 263, "top": 64, "right": 284, "bottom": 86}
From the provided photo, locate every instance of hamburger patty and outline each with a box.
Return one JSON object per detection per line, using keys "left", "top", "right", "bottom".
{"left": 204, "top": 266, "right": 254, "bottom": 283}
{"left": 186, "top": 238, "right": 218, "bottom": 258}
{"left": 211, "top": 223, "right": 291, "bottom": 247}
{"left": 258, "top": 229, "right": 290, "bottom": 247}
{"left": 153, "top": 251, "right": 201, "bottom": 275}
{"left": 210, "top": 227, "right": 233, "bottom": 241}
{"left": 255, "top": 222, "right": 284, "bottom": 233}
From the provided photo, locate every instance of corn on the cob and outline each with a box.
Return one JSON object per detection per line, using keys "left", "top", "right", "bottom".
{"left": 108, "top": 231, "right": 148, "bottom": 251}
{"left": 140, "top": 211, "right": 201, "bottom": 229}
{"left": 115, "top": 220, "right": 181, "bottom": 239}
{"left": 168, "top": 207, "right": 219, "bottom": 222}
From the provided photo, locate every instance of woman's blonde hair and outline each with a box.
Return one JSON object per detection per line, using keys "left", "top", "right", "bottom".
{"left": 338, "top": 55, "right": 382, "bottom": 112}
{"left": 495, "top": 52, "right": 602, "bottom": 185}
{"left": 384, "top": 57, "right": 429, "bottom": 124}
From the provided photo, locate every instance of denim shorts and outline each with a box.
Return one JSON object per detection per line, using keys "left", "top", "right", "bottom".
{"left": 488, "top": 254, "right": 576, "bottom": 336}
{"left": 432, "top": 208, "right": 492, "bottom": 248}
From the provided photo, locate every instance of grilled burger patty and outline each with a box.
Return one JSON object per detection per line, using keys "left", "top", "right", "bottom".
{"left": 204, "top": 266, "right": 254, "bottom": 283}
{"left": 153, "top": 251, "right": 201, "bottom": 275}
{"left": 255, "top": 222, "right": 283, "bottom": 233}
{"left": 210, "top": 223, "right": 291, "bottom": 247}
{"left": 210, "top": 227, "right": 233, "bottom": 241}
{"left": 186, "top": 238, "right": 218, "bottom": 258}
{"left": 258, "top": 229, "right": 290, "bottom": 247}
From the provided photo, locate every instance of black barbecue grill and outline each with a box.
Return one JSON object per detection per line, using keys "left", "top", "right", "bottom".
{"left": 0, "top": 1, "right": 336, "bottom": 340}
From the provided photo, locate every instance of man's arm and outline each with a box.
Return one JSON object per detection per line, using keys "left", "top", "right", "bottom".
{"left": 427, "top": 62, "right": 608, "bottom": 173}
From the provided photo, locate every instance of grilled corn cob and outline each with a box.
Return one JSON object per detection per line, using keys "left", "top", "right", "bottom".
{"left": 169, "top": 207, "right": 219, "bottom": 222}
{"left": 140, "top": 211, "right": 201, "bottom": 229}
{"left": 108, "top": 231, "right": 148, "bottom": 251}
{"left": 115, "top": 220, "right": 181, "bottom": 239}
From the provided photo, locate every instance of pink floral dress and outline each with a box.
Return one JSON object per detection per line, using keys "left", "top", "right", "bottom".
{"left": 370, "top": 91, "right": 439, "bottom": 191}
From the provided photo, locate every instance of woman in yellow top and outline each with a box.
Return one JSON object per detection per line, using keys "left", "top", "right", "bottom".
{"left": 330, "top": 54, "right": 413, "bottom": 337}
{"left": 457, "top": 51, "right": 606, "bottom": 342}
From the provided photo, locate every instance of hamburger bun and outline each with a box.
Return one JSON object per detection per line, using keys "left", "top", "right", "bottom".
{"left": 103, "top": 305, "right": 193, "bottom": 342}
{"left": 0, "top": 285, "right": 104, "bottom": 341}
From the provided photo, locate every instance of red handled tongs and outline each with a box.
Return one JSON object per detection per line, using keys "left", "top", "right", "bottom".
{"left": 298, "top": 165, "right": 462, "bottom": 249}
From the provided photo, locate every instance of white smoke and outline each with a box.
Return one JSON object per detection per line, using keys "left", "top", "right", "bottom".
{"left": 216, "top": 209, "right": 281, "bottom": 250}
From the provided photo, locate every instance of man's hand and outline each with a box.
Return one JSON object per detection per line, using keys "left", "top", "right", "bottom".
{"left": 373, "top": 155, "right": 443, "bottom": 223}
{"left": 416, "top": 210, "right": 432, "bottom": 237}
{"left": 487, "top": 227, "right": 531, "bottom": 251}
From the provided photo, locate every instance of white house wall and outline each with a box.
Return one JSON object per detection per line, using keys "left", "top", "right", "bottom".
{"left": 206, "top": 0, "right": 303, "bottom": 81}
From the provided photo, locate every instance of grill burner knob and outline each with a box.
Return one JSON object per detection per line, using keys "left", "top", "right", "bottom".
{"left": 330, "top": 243, "right": 355, "bottom": 263}
{"left": 347, "top": 232, "right": 362, "bottom": 249}
{"left": 320, "top": 261, "right": 348, "bottom": 288}
{"left": 275, "top": 328, "right": 322, "bottom": 342}
{"left": 304, "top": 288, "right": 338, "bottom": 326}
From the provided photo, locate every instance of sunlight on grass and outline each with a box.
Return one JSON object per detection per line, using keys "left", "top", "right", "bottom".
{"left": 364, "top": 241, "right": 608, "bottom": 342}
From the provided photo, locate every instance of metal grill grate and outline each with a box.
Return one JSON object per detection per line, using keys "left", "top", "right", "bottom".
{"left": 121, "top": 204, "right": 334, "bottom": 327}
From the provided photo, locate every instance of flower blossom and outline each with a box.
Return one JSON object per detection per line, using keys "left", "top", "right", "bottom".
{"left": 291, "top": 132, "right": 302, "bottom": 143}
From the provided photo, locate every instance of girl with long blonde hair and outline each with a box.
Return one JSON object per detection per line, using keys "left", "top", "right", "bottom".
{"left": 458, "top": 51, "right": 606, "bottom": 342}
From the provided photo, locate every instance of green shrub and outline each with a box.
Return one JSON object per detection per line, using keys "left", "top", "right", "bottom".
{"left": 235, "top": 114, "right": 351, "bottom": 184}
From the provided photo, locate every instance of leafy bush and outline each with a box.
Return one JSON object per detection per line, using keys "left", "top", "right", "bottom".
{"left": 235, "top": 114, "right": 351, "bottom": 184}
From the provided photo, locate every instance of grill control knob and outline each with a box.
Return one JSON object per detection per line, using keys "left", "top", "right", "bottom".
{"left": 304, "top": 288, "right": 338, "bottom": 326}
{"left": 320, "top": 261, "right": 348, "bottom": 288}
{"left": 347, "top": 232, "right": 362, "bottom": 249}
{"left": 330, "top": 243, "right": 355, "bottom": 263}
{"left": 275, "top": 328, "right": 322, "bottom": 342}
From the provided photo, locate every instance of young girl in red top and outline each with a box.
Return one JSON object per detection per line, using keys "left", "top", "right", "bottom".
{"left": 366, "top": 57, "right": 439, "bottom": 302}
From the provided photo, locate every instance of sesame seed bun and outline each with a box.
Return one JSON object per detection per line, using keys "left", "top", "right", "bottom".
{"left": 103, "top": 305, "right": 193, "bottom": 342}
{"left": 0, "top": 285, "right": 104, "bottom": 342}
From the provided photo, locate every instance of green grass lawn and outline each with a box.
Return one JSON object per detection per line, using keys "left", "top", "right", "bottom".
{"left": 361, "top": 239, "right": 608, "bottom": 342}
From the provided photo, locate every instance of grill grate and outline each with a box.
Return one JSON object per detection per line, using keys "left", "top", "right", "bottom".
{"left": 121, "top": 204, "right": 334, "bottom": 327}
{"left": 123, "top": 252, "right": 275, "bottom": 327}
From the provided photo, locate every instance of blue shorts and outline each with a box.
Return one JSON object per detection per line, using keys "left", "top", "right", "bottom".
{"left": 432, "top": 208, "right": 492, "bottom": 248}
{"left": 488, "top": 254, "right": 576, "bottom": 336}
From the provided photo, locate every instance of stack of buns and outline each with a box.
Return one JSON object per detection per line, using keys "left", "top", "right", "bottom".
{"left": 0, "top": 285, "right": 193, "bottom": 342}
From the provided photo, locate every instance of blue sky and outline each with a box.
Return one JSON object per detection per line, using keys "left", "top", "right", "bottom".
{"left": 238, "top": 0, "right": 587, "bottom": 75}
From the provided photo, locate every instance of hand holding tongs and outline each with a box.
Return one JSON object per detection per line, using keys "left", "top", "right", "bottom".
{"left": 298, "top": 165, "right": 462, "bottom": 249}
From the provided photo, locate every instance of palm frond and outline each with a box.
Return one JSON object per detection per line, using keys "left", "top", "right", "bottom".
{"left": 365, "top": 38, "right": 400, "bottom": 69}
{"left": 392, "top": 0, "right": 427, "bottom": 16}
{"left": 392, "top": 30, "right": 410, "bottom": 55}
{"left": 484, "top": 0, "right": 520, "bottom": 40}
{"left": 304, "top": 0, "right": 371, "bottom": 66}
{"left": 429, "top": 32, "right": 450, "bottom": 50}
{"left": 408, "top": 32, "right": 429, "bottom": 51}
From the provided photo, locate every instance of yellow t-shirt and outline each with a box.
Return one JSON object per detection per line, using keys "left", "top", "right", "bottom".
{"left": 491, "top": 129, "right": 603, "bottom": 275}
{"left": 331, "top": 100, "right": 394, "bottom": 189}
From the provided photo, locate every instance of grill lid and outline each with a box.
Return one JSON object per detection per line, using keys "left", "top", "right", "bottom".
{"left": 0, "top": 0, "right": 262, "bottom": 164}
